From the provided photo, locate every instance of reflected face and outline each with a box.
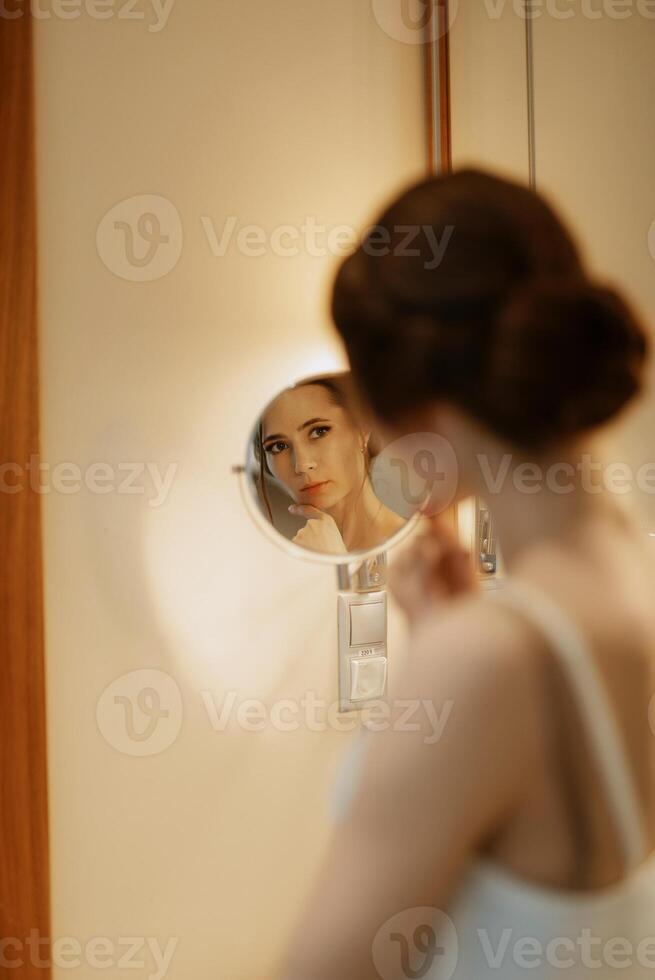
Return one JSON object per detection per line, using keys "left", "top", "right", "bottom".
{"left": 261, "top": 384, "right": 366, "bottom": 508}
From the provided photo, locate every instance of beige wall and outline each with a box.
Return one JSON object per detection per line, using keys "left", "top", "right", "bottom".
{"left": 34, "top": 4, "right": 425, "bottom": 978}
{"left": 449, "top": 4, "right": 654, "bottom": 531}
{"left": 532, "top": 11, "right": 655, "bottom": 528}
{"left": 449, "top": 2, "right": 530, "bottom": 180}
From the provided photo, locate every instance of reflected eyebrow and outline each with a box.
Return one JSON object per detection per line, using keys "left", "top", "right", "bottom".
{"left": 262, "top": 417, "right": 331, "bottom": 445}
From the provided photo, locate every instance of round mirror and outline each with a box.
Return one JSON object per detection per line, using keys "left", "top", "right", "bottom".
{"left": 238, "top": 370, "right": 430, "bottom": 563}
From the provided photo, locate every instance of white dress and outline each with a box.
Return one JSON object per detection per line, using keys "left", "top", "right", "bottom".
{"left": 331, "top": 577, "right": 655, "bottom": 980}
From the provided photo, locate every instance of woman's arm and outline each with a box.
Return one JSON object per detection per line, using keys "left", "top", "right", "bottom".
{"left": 276, "top": 597, "right": 542, "bottom": 980}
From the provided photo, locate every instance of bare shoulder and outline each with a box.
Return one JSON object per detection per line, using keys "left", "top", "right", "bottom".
{"left": 391, "top": 589, "right": 549, "bottom": 770}
{"left": 354, "top": 589, "right": 549, "bottom": 847}
{"left": 406, "top": 587, "right": 546, "bottom": 683}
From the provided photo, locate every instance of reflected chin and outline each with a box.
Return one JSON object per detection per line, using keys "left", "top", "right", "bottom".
{"left": 299, "top": 483, "right": 341, "bottom": 507}
{"left": 318, "top": 487, "right": 344, "bottom": 509}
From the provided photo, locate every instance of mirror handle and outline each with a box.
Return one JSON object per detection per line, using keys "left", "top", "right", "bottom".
{"left": 336, "top": 552, "right": 387, "bottom": 593}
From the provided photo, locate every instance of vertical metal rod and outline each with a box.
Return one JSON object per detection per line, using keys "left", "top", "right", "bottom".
{"left": 430, "top": 0, "right": 442, "bottom": 173}
{"left": 524, "top": 1, "right": 537, "bottom": 189}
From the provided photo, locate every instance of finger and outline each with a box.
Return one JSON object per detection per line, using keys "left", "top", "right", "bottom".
{"left": 424, "top": 519, "right": 464, "bottom": 557}
{"left": 416, "top": 532, "right": 447, "bottom": 561}
{"left": 413, "top": 534, "right": 465, "bottom": 586}
{"left": 442, "top": 548, "right": 475, "bottom": 594}
{"left": 454, "top": 550, "right": 476, "bottom": 590}
{"left": 427, "top": 514, "right": 458, "bottom": 540}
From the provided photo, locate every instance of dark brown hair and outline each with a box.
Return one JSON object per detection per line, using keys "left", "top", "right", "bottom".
{"left": 331, "top": 168, "right": 650, "bottom": 452}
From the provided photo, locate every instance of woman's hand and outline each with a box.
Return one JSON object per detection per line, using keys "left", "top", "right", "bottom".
{"left": 388, "top": 514, "right": 478, "bottom": 626}
{"left": 289, "top": 504, "right": 348, "bottom": 555}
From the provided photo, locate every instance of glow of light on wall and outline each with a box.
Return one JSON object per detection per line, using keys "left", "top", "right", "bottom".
{"left": 457, "top": 496, "right": 476, "bottom": 551}
{"left": 142, "top": 347, "right": 340, "bottom": 698}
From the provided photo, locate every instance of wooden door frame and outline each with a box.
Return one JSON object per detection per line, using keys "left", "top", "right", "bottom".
{"left": 0, "top": 10, "right": 52, "bottom": 978}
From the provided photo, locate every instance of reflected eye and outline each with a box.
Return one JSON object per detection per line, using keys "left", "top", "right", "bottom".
{"left": 309, "top": 426, "right": 331, "bottom": 439}
{"left": 264, "top": 440, "right": 287, "bottom": 456}
{"left": 264, "top": 426, "right": 330, "bottom": 457}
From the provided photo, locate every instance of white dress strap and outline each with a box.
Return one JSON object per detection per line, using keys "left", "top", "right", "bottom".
{"left": 488, "top": 577, "right": 649, "bottom": 872}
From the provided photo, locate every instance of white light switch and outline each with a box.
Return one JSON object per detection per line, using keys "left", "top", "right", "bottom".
{"left": 350, "top": 601, "right": 386, "bottom": 646}
{"left": 350, "top": 656, "right": 387, "bottom": 701}
{"left": 337, "top": 590, "right": 388, "bottom": 712}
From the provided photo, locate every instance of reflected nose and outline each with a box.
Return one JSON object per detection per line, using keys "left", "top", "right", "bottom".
{"left": 294, "top": 450, "right": 317, "bottom": 476}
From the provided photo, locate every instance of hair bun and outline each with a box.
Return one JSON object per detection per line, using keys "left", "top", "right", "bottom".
{"left": 486, "top": 276, "right": 650, "bottom": 449}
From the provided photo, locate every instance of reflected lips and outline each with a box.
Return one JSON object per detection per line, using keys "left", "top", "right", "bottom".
{"left": 300, "top": 481, "right": 330, "bottom": 494}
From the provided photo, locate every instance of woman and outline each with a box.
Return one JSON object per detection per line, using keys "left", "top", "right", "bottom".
{"left": 278, "top": 169, "right": 655, "bottom": 978}
{"left": 257, "top": 375, "right": 405, "bottom": 555}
